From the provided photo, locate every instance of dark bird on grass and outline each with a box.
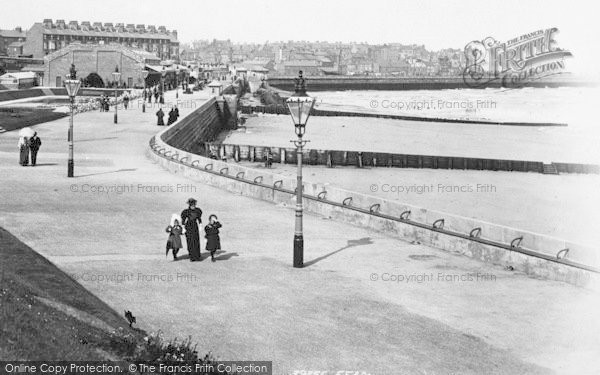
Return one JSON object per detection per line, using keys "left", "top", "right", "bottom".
{"left": 505, "top": 265, "right": 515, "bottom": 271}
{"left": 124, "top": 310, "right": 136, "bottom": 327}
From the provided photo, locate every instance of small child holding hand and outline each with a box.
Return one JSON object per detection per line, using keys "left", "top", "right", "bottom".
{"left": 204, "top": 215, "right": 222, "bottom": 262}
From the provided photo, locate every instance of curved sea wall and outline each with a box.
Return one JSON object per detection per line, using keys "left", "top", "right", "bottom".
{"left": 148, "top": 98, "right": 599, "bottom": 287}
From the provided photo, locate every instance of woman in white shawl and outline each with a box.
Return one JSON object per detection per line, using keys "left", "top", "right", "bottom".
{"left": 18, "top": 136, "right": 29, "bottom": 166}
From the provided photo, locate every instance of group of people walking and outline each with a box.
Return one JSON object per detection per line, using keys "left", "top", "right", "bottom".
{"left": 99, "top": 92, "right": 130, "bottom": 112}
{"left": 156, "top": 106, "right": 180, "bottom": 126}
{"left": 99, "top": 94, "right": 111, "bottom": 112}
{"left": 18, "top": 132, "right": 42, "bottom": 167}
{"left": 142, "top": 86, "right": 164, "bottom": 105}
{"left": 165, "top": 198, "right": 223, "bottom": 262}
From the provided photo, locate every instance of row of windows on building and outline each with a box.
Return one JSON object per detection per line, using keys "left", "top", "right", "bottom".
{"left": 42, "top": 37, "right": 178, "bottom": 56}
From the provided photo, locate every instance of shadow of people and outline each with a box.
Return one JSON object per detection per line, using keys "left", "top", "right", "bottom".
{"left": 304, "top": 237, "right": 373, "bottom": 267}
{"left": 213, "top": 250, "right": 239, "bottom": 261}
{"left": 28, "top": 163, "right": 58, "bottom": 167}
{"left": 175, "top": 254, "right": 190, "bottom": 261}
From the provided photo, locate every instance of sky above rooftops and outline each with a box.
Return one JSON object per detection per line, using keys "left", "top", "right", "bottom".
{"left": 0, "top": 0, "right": 597, "bottom": 76}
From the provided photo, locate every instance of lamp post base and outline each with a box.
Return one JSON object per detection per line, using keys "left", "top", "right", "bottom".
{"left": 293, "top": 234, "right": 304, "bottom": 268}
{"left": 142, "top": 103, "right": 146, "bottom": 113}
{"left": 67, "top": 159, "right": 74, "bottom": 178}
{"left": 114, "top": 113, "right": 118, "bottom": 124}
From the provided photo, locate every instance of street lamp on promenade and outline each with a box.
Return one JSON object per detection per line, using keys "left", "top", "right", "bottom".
{"left": 141, "top": 69, "right": 149, "bottom": 113}
{"left": 286, "top": 70, "right": 315, "bottom": 268}
{"left": 112, "top": 66, "right": 121, "bottom": 124}
{"left": 161, "top": 67, "right": 166, "bottom": 97}
{"left": 175, "top": 66, "right": 180, "bottom": 99}
{"left": 64, "top": 64, "right": 81, "bottom": 178}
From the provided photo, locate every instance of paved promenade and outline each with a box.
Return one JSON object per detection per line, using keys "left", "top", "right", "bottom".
{"left": 0, "top": 89, "right": 599, "bottom": 374}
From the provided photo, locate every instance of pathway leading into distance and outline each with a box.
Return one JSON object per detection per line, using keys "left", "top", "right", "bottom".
{"left": 0, "top": 88, "right": 598, "bottom": 374}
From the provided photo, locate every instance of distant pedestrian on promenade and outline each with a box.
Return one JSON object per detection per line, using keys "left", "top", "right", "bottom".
{"left": 165, "top": 214, "right": 184, "bottom": 261}
{"left": 156, "top": 108, "right": 165, "bottom": 126}
{"left": 181, "top": 198, "right": 203, "bottom": 262}
{"left": 159, "top": 94, "right": 164, "bottom": 105}
{"left": 174, "top": 106, "right": 179, "bottom": 120}
{"left": 142, "top": 89, "right": 147, "bottom": 102}
{"left": 154, "top": 89, "right": 159, "bottom": 103}
{"left": 265, "top": 149, "right": 273, "bottom": 168}
{"left": 204, "top": 215, "right": 222, "bottom": 262}
{"left": 29, "top": 132, "right": 41, "bottom": 166}
{"left": 123, "top": 92, "right": 130, "bottom": 110}
{"left": 18, "top": 136, "right": 29, "bottom": 166}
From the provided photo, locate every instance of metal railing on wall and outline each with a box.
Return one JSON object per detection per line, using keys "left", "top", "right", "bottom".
{"left": 149, "top": 136, "right": 599, "bottom": 274}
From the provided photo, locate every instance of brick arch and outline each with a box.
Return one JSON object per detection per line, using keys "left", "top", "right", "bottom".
{"left": 84, "top": 72, "right": 104, "bottom": 88}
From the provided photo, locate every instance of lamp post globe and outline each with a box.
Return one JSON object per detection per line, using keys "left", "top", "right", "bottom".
{"left": 285, "top": 70, "right": 315, "bottom": 268}
{"left": 112, "top": 66, "right": 121, "bottom": 124}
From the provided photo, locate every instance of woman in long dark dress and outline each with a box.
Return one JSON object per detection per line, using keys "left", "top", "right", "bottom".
{"left": 156, "top": 108, "right": 165, "bottom": 126}
{"left": 181, "top": 198, "right": 203, "bottom": 261}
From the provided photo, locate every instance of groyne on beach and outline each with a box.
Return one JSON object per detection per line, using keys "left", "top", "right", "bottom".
{"left": 148, "top": 95, "right": 600, "bottom": 286}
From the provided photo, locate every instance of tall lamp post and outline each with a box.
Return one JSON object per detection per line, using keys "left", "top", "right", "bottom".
{"left": 112, "top": 66, "right": 121, "bottom": 124}
{"left": 175, "top": 66, "right": 180, "bottom": 99}
{"left": 286, "top": 71, "right": 315, "bottom": 268}
{"left": 65, "top": 64, "right": 81, "bottom": 178}
{"left": 141, "top": 69, "right": 149, "bottom": 112}
{"left": 161, "top": 67, "right": 166, "bottom": 96}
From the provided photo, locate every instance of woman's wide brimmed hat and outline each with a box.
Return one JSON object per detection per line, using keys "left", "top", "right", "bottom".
{"left": 187, "top": 198, "right": 197, "bottom": 205}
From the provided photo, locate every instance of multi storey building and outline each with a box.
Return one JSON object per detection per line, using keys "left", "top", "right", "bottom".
{"left": 22, "top": 19, "right": 179, "bottom": 61}
{"left": 0, "top": 27, "right": 26, "bottom": 56}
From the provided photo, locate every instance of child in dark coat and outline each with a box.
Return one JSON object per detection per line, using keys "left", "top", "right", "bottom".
{"left": 204, "top": 215, "right": 222, "bottom": 262}
{"left": 166, "top": 214, "right": 184, "bottom": 260}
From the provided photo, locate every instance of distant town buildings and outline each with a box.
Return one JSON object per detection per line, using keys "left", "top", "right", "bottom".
{"left": 2, "top": 19, "right": 465, "bottom": 82}
{"left": 180, "top": 40, "right": 465, "bottom": 77}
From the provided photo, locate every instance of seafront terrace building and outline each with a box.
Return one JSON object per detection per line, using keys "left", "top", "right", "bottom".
{"left": 22, "top": 19, "right": 179, "bottom": 61}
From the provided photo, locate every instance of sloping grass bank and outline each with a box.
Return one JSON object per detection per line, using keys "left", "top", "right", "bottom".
{"left": 0, "top": 227, "right": 223, "bottom": 372}
{"left": 0, "top": 107, "right": 68, "bottom": 132}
